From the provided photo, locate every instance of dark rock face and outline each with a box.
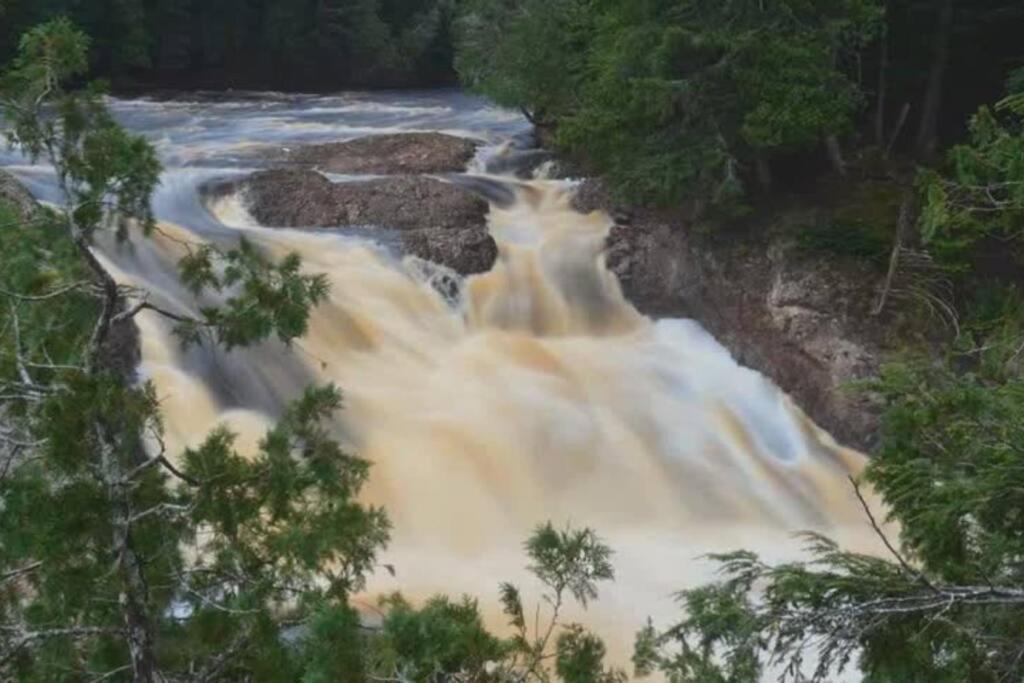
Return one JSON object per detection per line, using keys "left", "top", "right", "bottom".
{"left": 225, "top": 169, "right": 497, "bottom": 275}
{"left": 240, "top": 170, "right": 488, "bottom": 232}
{"left": 401, "top": 227, "right": 498, "bottom": 276}
{"left": 0, "top": 170, "right": 40, "bottom": 222}
{"left": 285, "top": 133, "right": 481, "bottom": 175}
{"left": 577, "top": 179, "right": 887, "bottom": 451}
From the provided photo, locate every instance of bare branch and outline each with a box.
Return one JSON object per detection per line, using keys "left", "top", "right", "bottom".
{"left": 849, "top": 475, "right": 938, "bottom": 593}
{"left": 127, "top": 502, "right": 192, "bottom": 526}
{"left": 0, "top": 626, "right": 121, "bottom": 668}
{"left": 0, "top": 561, "right": 42, "bottom": 585}
{"left": 8, "top": 302, "right": 34, "bottom": 386}
{"left": 0, "top": 280, "right": 94, "bottom": 303}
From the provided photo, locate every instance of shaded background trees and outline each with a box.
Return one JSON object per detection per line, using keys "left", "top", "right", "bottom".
{"left": 0, "top": 0, "right": 459, "bottom": 90}
{"left": 456, "top": 0, "right": 1024, "bottom": 208}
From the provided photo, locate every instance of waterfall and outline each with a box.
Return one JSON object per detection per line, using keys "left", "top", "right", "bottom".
{"left": 4, "top": 91, "right": 882, "bottom": 662}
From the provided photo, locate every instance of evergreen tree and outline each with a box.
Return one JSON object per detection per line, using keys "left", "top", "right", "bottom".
{"left": 0, "top": 20, "right": 389, "bottom": 680}
{"left": 918, "top": 68, "right": 1024, "bottom": 269}
{"left": 368, "top": 522, "right": 624, "bottom": 682}
{"left": 0, "top": 0, "right": 461, "bottom": 89}
{"left": 458, "top": 0, "right": 882, "bottom": 207}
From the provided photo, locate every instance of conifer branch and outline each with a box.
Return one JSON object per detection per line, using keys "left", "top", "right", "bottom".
{"left": 848, "top": 476, "right": 937, "bottom": 593}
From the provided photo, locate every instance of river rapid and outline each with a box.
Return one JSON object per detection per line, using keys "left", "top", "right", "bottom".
{"left": 1, "top": 90, "right": 882, "bottom": 665}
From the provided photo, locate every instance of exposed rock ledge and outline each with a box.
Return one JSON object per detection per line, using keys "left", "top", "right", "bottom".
{"left": 574, "top": 179, "right": 890, "bottom": 451}
{"left": 219, "top": 169, "right": 497, "bottom": 275}
{"left": 225, "top": 131, "right": 891, "bottom": 448}
{"left": 0, "top": 170, "right": 40, "bottom": 222}
{"left": 282, "top": 132, "right": 480, "bottom": 175}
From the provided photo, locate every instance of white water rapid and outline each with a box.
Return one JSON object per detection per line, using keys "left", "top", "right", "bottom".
{"left": 1, "top": 90, "right": 883, "bottom": 666}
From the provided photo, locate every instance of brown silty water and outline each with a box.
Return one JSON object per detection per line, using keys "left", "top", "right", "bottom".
{"left": 2, "top": 92, "right": 884, "bottom": 665}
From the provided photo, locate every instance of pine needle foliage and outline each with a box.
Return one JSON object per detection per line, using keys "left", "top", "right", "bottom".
{"left": 918, "top": 67, "right": 1024, "bottom": 269}
{"left": 0, "top": 20, "right": 388, "bottom": 681}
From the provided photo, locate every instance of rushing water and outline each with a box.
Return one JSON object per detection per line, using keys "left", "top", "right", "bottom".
{"left": 2, "top": 90, "right": 882, "bottom": 663}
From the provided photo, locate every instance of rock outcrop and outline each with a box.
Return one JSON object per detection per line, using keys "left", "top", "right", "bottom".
{"left": 284, "top": 132, "right": 480, "bottom": 175}
{"left": 575, "top": 179, "right": 890, "bottom": 451}
{"left": 216, "top": 132, "right": 501, "bottom": 274}
{"left": 0, "top": 170, "right": 40, "bottom": 222}
{"left": 224, "top": 130, "right": 894, "bottom": 447}
{"left": 219, "top": 169, "right": 497, "bottom": 275}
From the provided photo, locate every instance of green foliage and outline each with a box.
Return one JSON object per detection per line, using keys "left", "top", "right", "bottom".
{"left": 2, "top": 19, "right": 161, "bottom": 239}
{"left": 555, "top": 624, "right": 626, "bottom": 683}
{"left": 496, "top": 523, "right": 622, "bottom": 682}
{"left": 0, "top": 0, "right": 459, "bottom": 88}
{"left": 176, "top": 240, "right": 330, "bottom": 350}
{"left": 458, "top": 0, "right": 881, "bottom": 206}
{"left": 362, "top": 523, "right": 622, "bottom": 682}
{"left": 183, "top": 385, "right": 389, "bottom": 596}
{"left": 456, "top": 0, "right": 592, "bottom": 121}
{"left": 301, "top": 601, "right": 368, "bottom": 683}
{"left": 918, "top": 71, "right": 1024, "bottom": 269}
{"left": 0, "top": 204, "right": 96, "bottom": 387}
{"left": 168, "top": 384, "right": 390, "bottom": 679}
{"left": 866, "top": 324, "right": 1024, "bottom": 584}
{"left": 524, "top": 522, "right": 614, "bottom": 608}
{"left": 0, "top": 20, "right": 388, "bottom": 681}
{"left": 795, "top": 215, "right": 892, "bottom": 265}
{"left": 634, "top": 555, "right": 765, "bottom": 682}
{"left": 369, "top": 593, "right": 506, "bottom": 680}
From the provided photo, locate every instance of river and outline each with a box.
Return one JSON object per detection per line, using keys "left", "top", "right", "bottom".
{"left": 1, "top": 89, "right": 881, "bottom": 665}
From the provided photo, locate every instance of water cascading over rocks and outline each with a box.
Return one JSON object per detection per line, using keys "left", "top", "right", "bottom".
{"left": 0, "top": 92, "right": 883, "bottom": 659}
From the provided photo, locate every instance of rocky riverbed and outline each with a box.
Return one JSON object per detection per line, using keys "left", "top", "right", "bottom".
{"left": 222, "top": 131, "right": 896, "bottom": 449}
{"left": 574, "top": 179, "right": 893, "bottom": 450}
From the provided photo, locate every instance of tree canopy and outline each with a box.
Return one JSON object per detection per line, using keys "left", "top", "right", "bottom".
{"left": 0, "top": 0, "right": 459, "bottom": 90}
{"left": 457, "top": 0, "right": 1024, "bottom": 208}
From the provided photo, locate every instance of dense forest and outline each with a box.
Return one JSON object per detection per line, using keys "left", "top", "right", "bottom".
{"left": 2, "top": 1, "right": 1024, "bottom": 681}
{"left": 0, "top": 0, "right": 458, "bottom": 89}
{"left": 456, "top": 0, "right": 1024, "bottom": 206}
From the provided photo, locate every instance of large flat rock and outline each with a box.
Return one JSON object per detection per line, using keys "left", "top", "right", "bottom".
{"left": 224, "top": 169, "right": 497, "bottom": 275}
{"left": 285, "top": 132, "right": 480, "bottom": 175}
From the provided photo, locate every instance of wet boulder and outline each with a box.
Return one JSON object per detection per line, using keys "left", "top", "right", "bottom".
{"left": 284, "top": 132, "right": 481, "bottom": 175}
{"left": 237, "top": 170, "right": 487, "bottom": 231}
{"left": 0, "top": 170, "right": 40, "bottom": 222}
{"left": 221, "top": 169, "right": 497, "bottom": 275}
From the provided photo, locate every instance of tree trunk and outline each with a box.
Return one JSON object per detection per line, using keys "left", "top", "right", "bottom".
{"left": 96, "top": 408, "right": 159, "bottom": 682}
{"left": 874, "top": 190, "right": 918, "bottom": 315}
{"left": 915, "top": 0, "right": 954, "bottom": 159}
{"left": 113, "top": 501, "right": 160, "bottom": 682}
{"left": 755, "top": 154, "right": 773, "bottom": 190}
{"left": 76, "top": 219, "right": 160, "bottom": 681}
{"left": 874, "top": 17, "right": 889, "bottom": 146}
{"left": 886, "top": 102, "right": 912, "bottom": 157}
{"left": 825, "top": 135, "right": 847, "bottom": 176}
